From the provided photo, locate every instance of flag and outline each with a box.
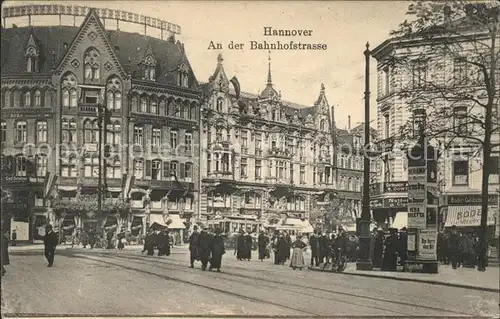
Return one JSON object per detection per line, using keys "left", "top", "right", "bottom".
{"left": 230, "top": 76, "right": 241, "bottom": 100}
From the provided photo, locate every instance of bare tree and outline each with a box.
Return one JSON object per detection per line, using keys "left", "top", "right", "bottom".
{"left": 390, "top": 1, "right": 499, "bottom": 271}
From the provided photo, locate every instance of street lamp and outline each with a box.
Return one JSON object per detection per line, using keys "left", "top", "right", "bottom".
{"left": 95, "top": 97, "right": 109, "bottom": 235}
{"left": 356, "top": 42, "right": 374, "bottom": 271}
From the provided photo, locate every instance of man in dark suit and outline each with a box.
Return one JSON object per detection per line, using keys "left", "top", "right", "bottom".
{"left": 309, "top": 230, "right": 320, "bottom": 267}
{"left": 44, "top": 225, "right": 58, "bottom": 267}
{"left": 188, "top": 226, "right": 200, "bottom": 268}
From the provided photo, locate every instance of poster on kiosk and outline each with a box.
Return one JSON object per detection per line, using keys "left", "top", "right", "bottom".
{"left": 406, "top": 139, "right": 439, "bottom": 273}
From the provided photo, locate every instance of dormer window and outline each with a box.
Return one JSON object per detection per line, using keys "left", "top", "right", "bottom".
{"left": 216, "top": 98, "right": 223, "bottom": 112}
{"left": 84, "top": 48, "right": 101, "bottom": 81}
{"left": 142, "top": 55, "right": 157, "bottom": 81}
{"left": 26, "top": 46, "right": 39, "bottom": 73}
{"left": 177, "top": 63, "right": 189, "bottom": 88}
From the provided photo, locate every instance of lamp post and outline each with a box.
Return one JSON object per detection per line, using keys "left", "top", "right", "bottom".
{"left": 96, "top": 100, "right": 109, "bottom": 235}
{"left": 356, "top": 42, "right": 373, "bottom": 271}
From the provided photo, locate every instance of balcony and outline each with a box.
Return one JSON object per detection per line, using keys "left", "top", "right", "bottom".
{"left": 79, "top": 103, "right": 98, "bottom": 114}
{"left": 207, "top": 171, "right": 234, "bottom": 180}
{"left": 267, "top": 147, "right": 292, "bottom": 159}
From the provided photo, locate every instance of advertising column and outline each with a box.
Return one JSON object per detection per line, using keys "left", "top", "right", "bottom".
{"left": 405, "top": 140, "right": 438, "bottom": 273}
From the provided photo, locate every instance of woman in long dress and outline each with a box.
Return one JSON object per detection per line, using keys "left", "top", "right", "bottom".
{"left": 290, "top": 235, "right": 307, "bottom": 270}
{"left": 209, "top": 228, "right": 225, "bottom": 272}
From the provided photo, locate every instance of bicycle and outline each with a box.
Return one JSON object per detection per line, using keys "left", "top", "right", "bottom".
{"left": 331, "top": 248, "right": 348, "bottom": 273}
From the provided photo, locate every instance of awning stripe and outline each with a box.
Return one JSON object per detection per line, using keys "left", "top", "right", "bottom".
{"left": 444, "top": 206, "right": 496, "bottom": 227}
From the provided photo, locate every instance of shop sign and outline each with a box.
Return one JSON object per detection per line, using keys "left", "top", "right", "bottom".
{"left": 2, "top": 176, "right": 30, "bottom": 183}
{"left": 418, "top": 230, "right": 437, "bottom": 260}
{"left": 370, "top": 199, "right": 383, "bottom": 208}
{"left": 408, "top": 166, "right": 426, "bottom": 183}
{"left": 3, "top": 202, "right": 29, "bottom": 210}
{"left": 447, "top": 195, "right": 498, "bottom": 206}
{"left": 383, "top": 182, "right": 408, "bottom": 193}
{"left": 408, "top": 203, "right": 426, "bottom": 229}
{"left": 454, "top": 207, "right": 496, "bottom": 227}
{"left": 407, "top": 233, "right": 416, "bottom": 251}
{"left": 385, "top": 197, "right": 408, "bottom": 208}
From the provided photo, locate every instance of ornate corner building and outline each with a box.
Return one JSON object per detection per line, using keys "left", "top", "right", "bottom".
{"left": 1, "top": 6, "right": 200, "bottom": 241}
{"left": 198, "top": 53, "right": 368, "bottom": 231}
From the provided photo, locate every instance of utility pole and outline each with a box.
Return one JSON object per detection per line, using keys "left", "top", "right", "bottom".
{"left": 356, "top": 42, "right": 373, "bottom": 270}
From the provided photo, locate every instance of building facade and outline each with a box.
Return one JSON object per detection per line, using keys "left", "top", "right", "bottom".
{"left": 370, "top": 4, "right": 499, "bottom": 231}
{"left": 198, "top": 54, "right": 369, "bottom": 232}
{"left": 1, "top": 6, "right": 201, "bottom": 240}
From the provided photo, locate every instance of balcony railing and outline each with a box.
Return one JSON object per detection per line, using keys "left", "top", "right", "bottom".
{"left": 79, "top": 103, "right": 98, "bottom": 114}
{"left": 208, "top": 171, "right": 234, "bottom": 180}
{"left": 268, "top": 147, "right": 292, "bottom": 159}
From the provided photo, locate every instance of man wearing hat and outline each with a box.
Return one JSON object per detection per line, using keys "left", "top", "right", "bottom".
{"left": 198, "top": 226, "right": 212, "bottom": 271}
{"left": 209, "top": 227, "right": 225, "bottom": 272}
{"left": 188, "top": 225, "right": 200, "bottom": 268}
{"left": 43, "top": 225, "right": 58, "bottom": 267}
{"left": 448, "top": 225, "right": 461, "bottom": 269}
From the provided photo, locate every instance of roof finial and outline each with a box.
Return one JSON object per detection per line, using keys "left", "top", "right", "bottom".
{"left": 267, "top": 50, "right": 272, "bottom": 86}
{"left": 217, "top": 53, "right": 223, "bottom": 64}
{"left": 321, "top": 83, "right": 325, "bottom": 93}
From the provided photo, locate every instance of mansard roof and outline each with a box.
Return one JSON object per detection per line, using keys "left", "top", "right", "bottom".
{"left": 1, "top": 25, "right": 199, "bottom": 89}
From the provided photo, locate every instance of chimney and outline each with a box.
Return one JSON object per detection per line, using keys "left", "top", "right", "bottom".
{"left": 348, "top": 115, "right": 351, "bottom": 131}
{"left": 443, "top": 5, "right": 452, "bottom": 23}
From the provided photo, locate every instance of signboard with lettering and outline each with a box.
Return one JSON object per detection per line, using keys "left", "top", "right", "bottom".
{"left": 418, "top": 230, "right": 437, "bottom": 260}
{"left": 447, "top": 195, "right": 498, "bottom": 206}
{"left": 408, "top": 203, "right": 427, "bottom": 229}
{"left": 370, "top": 199, "right": 383, "bottom": 208}
{"left": 408, "top": 166, "right": 427, "bottom": 183}
{"left": 383, "top": 182, "right": 408, "bottom": 193}
{"left": 385, "top": 197, "right": 408, "bottom": 208}
{"left": 453, "top": 207, "right": 496, "bottom": 227}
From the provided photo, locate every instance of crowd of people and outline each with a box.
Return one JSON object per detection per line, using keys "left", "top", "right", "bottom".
{"left": 369, "top": 227, "right": 407, "bottom": 271}
{"left": 142, "top": 229, "right": 171, "bottom": 257}
{"left": 188, "top": 225, "right": 226, "bottom": 272}
{"left": 437, "top": 225, "right": 485, "bottom": 269}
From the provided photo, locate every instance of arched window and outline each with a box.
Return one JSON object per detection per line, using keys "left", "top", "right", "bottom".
{"left": 24, "top": 91, "right": 31, "bottom": 107}
{"left": 26, "top": 46, "right": 38, "bottom": 73}
{"left": 36, "top": 155, "right": 48, "bottom": 177}
{"left": 4, "top": 90, "right": 11, "bottom": 108}
{"left": 34, "top": 90, "right": 41, "bottom": 107}
{"left": 320, "top": 119, "right": 325, "bottom": 131}
{"left": 150, "top": 97, "right": 158, "bottom": 115}
{"left": 132, "top": 96, "right": 139, "bottom": 112}
{"left": 84, "top": 48, "right": 101, "bottom": 81}
{"left": 106, "top": 77, "right": 122, "bottom": 110}
{"left": 70, "top": 90, "right": 78, "bottom": 107}
{"left": 107, "top": 121, "right": 121, "bottom": 145}
{"left": 61, "top": 73, "right": 78, "bottom": 108}
{"left": 178, "top": 72, "right": 188, "bottom": 87}
{"left": 84, "top": 120, "right": 93, "bottom": 143}
{"left": 140, "top": 96, "right": 148, "bottom": 113}
{"left": 216, "top": 98, "right": 223, "bottom": 112}
{"left": 92, "top": 120, "right": 100, "bottom": 143}
{"left": 62, "top": 90, "right": 70, "bottom": 107}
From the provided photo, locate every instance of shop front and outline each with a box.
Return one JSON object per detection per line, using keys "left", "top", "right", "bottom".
{"left": 443, "top": 194, "right": 498, "bottom": 239}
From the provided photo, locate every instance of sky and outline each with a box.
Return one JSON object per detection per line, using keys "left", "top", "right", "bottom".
{"left": 3, "top": 0, "right": 411, "bottom": 130}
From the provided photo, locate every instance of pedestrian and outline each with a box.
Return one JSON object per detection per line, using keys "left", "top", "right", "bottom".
{"left": 43, "top": 225, "right": 58, "bottom": 267}
{"left": 398, "top": 227, "right": 408, "bottom": 265}
{"left": 11, "top": 230, "right": 17, "bottom": 246}
{"left": 372, "top": 229, "right": 385, "bottom": 269}
{"left": 2, "top": 230, "right": 10, "bottom": 276}
{"left": 80, "top": 229, "right": 89, "bottom": 248}
{"left": 319, "top": 231, "right": 329, "bottom": 265}
{"left": 157, "top": 229, "right": 170, "bottom": 257}
{"left": 257, "top": 231, "right": 268, "bottom": 261}
{"left": 106, "top": 229, "right": 114, "bottom": 249}
{"left": 244, "top": 230, "right": 253, "bottom": 261}
{"left": 235, "top": 229, "right": 246, "bottom": 260}
{"left": 284, "top": 232, "right": 292, "bottom": 261}
{"left": 142, "top": 230, "right": 155, "bottom": 256}
{"left": 381, "top": 228, "right": 398, "bottom": 271}
{"left": 275, "top": 233, "right": 288, "bottom": 265}
{"left": 290, "top": 235, "right": 307, "bottom": 270}
{"left": 117, "top": 233, "right": 125, "bottom": 250}
{"left": 88, "top": 227, "right": 96, "bottom": 249}
{"left": 188, "top": 226, "right": 200, "bottom": 268}
{"left": 463, "top": 233, "right": 475, "bottom": 268}
{"left": 198, "top": 227, "right": 211, "bottom": 271}
{"left": 209, "top": 227, "right": 225, "bottom": 272}
{"left": 447, "top": 226, "right": 461, "bottom": 269}
{"left": 309, "top": 230, "right": 320, "bottom": 267}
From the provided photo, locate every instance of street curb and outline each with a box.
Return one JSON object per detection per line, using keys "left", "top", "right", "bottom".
{"left": 308, "top": 266, "right": 500, "bottom": 293}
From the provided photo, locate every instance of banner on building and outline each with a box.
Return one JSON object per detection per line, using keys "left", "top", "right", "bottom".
{"left": 418, "top": 229, "right": 437, "bottom": 260}
{"left": 408, "top": 203, "right": 426, "bottom": 229}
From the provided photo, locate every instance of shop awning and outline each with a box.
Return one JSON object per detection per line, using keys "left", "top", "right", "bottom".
{"left": 444, "top": 206, "right": 496, "bottom": 227}
{"left": 391, "top": 212, "right": 408, "bottom": 230}
{"left": 281, "top": 218, "right": 314, "bottom": 233}
{"left": 166, "top": 214, "right": 186, "bottom": 229}
{"left": 149, "top": 213, "right": 168, "bottom": 227}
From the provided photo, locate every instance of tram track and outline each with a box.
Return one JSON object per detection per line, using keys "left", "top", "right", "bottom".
{"left": 81, "top": 251, "right": 473, "bottom": 316}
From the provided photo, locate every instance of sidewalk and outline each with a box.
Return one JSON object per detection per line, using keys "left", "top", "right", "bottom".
{"left": 309, "top": 263, "right": 500, "bottom": 292}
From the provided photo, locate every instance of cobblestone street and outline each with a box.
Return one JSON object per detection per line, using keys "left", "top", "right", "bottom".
{"left": 2, "top": 246, "right": 499, "bottom": 317}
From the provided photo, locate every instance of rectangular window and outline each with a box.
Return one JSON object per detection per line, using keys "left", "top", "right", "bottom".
{"left": 15, "top": 157, "right": 27, "bottom": 176}
{"left": 454, "top": 58, "right": 468, "bottom": 86}
{"left": 84, "top": 90, "right": 99, "bottom": 104}
{"left": 383, "top": 66, "right": 390, "bottom": 95}
{"left": 207, "top": 153, "right": 211, "bottom": 174}
{"left": 255, "top": 133, "right": 262, "bottom": 156}
{"left": 36, "top": 156, "right": 47, "bottom": 177}
{"left": 384, "top": 114, "right": 390, "bottom": 139}
{"left": 170, "top": 131, "right": 178, "bottom": 149}
{"left": 488, "top": 156, "right": 499, "bottom": 176}
{"left": 151, "top": 160, "right": 161, "bottom": 180}
{"left": 16, "top": 121, "right": 27, "bottom": 143}
{"left": 37, "top": 121, "right": 48, "bottom": 143}
{"left": 1, "top": 122, "right": 6, "bottom": 142}
{"left": 134, "top": 126, "right": 143, "bottom": 145}
{"left": 452, "top": 158, "right": 468, "bottom": 185}
{"left": 313, "top": 167, "right": 317, "bottom": 184}
{"left": 152, "top": 128, "right": 161, "bottom": 147}
{"left": 185, "top": 133, "right": 192, "bottom": 155}
{"left": 134, "top": 159, "right": 144, "bottom": 179}
{"left": 170, "top": 162, "right": 178, "bottom": 178}
{"left": 412, "top": 109, "right": 426, "bottom": 138}
{"left": 300, "top": 165, "right": 305, "bottom": 184}
{"left": 255, "top": 159, "right": 262, "bottom": 178}
{"left": 412, "top": 61, "right": 427, "bottom": 88}
{"left": 240, "top": 158, "right": 247, "bottom": 177}
{"left": 453, "top": 106, "right": 468, "bottom": 135}
{"left": 185, "top": 163, "right": 192, "bottom": 180}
